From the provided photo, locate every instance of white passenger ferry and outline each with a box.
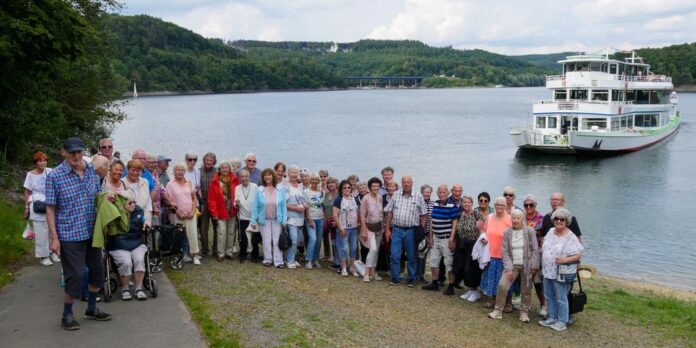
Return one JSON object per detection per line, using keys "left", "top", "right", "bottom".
{"left": 510, "top": 51, "right": 680, "bottom": 155}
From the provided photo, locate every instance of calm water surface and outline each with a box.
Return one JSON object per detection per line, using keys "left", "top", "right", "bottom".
{"left": 114, "top": 88, "right": 696, "bottom": 290}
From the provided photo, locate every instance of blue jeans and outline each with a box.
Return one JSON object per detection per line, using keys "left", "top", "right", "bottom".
{"left": 544, "top": 277, "right": 572, "bottom": 324}
{"left": 335, "top": 230, "right": 348, "bottom": 262}
{"left": 307, "top": 219, "right": 324, "bottom": 262}
{"left": 346, "top": 227, "right": 358, "bottom": 260}
{"left": 286, "top": 224, "right": 301, "bottom": 264}
{"left": 390, "top": 227, "right": 416, "bottom": 283}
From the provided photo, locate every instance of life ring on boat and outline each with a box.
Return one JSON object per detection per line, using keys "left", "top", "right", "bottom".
{"left": 561, "top": 80, "right": 566, "bottom": 87}
{"left": 591, "top": 80, "right": 597, "bottom": 87}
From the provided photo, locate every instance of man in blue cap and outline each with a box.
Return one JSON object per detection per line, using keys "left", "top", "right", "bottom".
{"left": 46, "top": 137, "right": 111, "bottom": 330}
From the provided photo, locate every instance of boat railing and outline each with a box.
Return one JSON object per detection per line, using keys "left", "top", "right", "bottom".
{"left": 528, "top": 130, "right": 569, "bottom": 146}
{"left": 547, "top": 74, "right": 672, "bottom": 83}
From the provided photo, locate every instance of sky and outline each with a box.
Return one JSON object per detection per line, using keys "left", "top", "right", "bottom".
{"left": 121, "top": 0, "right": 696, "bottom": 55}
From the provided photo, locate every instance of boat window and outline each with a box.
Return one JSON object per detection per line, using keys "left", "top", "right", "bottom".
{"left": 536, "top": 116, "right": 546, "bottom": 128}
{"left": 620, "top": 116, "right": 627, "bottom": 129}
{"left": 582, "top": 118, "right": 607, "bottom": 130}
{"left": 592, "top": 90, "right": 608, "bottom": 101}
{"left": 636, "top": 90, "right": 650, "bottom": 104}
{"left": 649, "top": 91, "right": 662, "bottom": 104}
{"left": 548, "top": 117, "right": 557, "bottom": 129}
{"left": 569, "top": 90, "right": 587, "bottom": 100}
{"left": 611, "top": 117, "right": 619, "bottom": 131}
{"left": 634, "top": 114, "right": 659, "bottom": 128}
{"left": 611, "top": 90, "right": 624, "bottom": 101}
{"left": 626, "top": 90, "right": 636, "bottom": 102}
{"left": 610, "top": 64, "right": 617, "bottom": 74}
{"left": 576, "top": 62, "right": 589, "bottom": 71}
{"left": 554, "top": 90, "right": 567, "bottom": 101}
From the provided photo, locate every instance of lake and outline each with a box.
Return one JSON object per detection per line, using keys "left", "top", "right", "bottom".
{"left": 114, "top": 87, "right": 696, "bottom": 290}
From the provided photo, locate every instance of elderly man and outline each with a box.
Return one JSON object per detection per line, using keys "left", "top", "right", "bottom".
{"left": 423, "top": 185, "right": 461, "bottom": 295}
{"left": 540, "top": 192, "right": 582, "bottom": 241}
{"left": 199, "top": 152, "right": 218, "bottom": 256}
{"left": 378, "top": 166, "right": 394, "bottom": 196}
{"left": 237, "top": 153, "right": 261, "bottom": 186}
{"left": 98, "top": 138, "right": 114, "bottom": 162}
{"left": 384, "top": 176, "right": 427, "bottom": 287}
{"left": 157, "top": 155, "right": 172, "bottom": 224}
{"left": 46, "top": 137, "right": 111, "bottom": 330}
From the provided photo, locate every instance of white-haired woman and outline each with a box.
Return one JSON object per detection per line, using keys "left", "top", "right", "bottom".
{"left": 166, "top": 162, "right": 201, "bottom": 265}
{"left": 284, "top": 165, "right": 308, "bottom": 269}
{"left": 207, "top": 161, "right": 240, "bottom": 262}
{"left": 539, "top": 208, "right": 583, "bottom": 332}
{"left": 503, "top": 186, "right": 519, "bottom": 214}
{"left": 122, "top": 160, "right": 153, "bottom": 227}
{"left": 488, "top": 209, "right": 539, "bottom": 322}
{"left": 303, "top": 173, "right": 324, "bottom": 269}
{"left": 235, "top": 169, "right": 259, "bottom": 262}
{"left": 480, "top": 197, "right": 513, "bottom": 309}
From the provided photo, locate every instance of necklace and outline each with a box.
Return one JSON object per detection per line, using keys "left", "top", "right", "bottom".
{"left": 241, "top": 185, "right": 250, "bottom": 200}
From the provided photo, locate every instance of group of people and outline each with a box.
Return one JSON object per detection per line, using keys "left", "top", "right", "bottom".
{"left": 26, "top": 136, "right": 583, "bottom": 332}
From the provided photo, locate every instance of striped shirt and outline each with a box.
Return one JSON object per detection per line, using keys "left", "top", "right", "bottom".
{"left": 45, "top": 160, "right": 100, "bottom": 242}
{"left": 430, "top": 199, "right": 461, "bottom": 239}
{"left": 384, "top": 189, "right": 427, "bottom": 228}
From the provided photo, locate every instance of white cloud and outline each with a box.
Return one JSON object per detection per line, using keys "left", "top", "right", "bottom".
{"left": 122, "top": 0, "right": 696, "bottom": 54}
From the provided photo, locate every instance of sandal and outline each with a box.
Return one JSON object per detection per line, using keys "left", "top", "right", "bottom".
{"left": 135, "top": 289, "right": 147, "bottom": 301}
{"left": 503, "top": 303, "right": 514, "bottom": 313}
{"left": 121, "top": 289, "right": 132, "bottom": 301}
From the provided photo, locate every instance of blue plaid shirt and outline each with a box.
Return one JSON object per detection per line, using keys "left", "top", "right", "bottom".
{"left": 45, "top": 160, "right": 100, "bottom": 241}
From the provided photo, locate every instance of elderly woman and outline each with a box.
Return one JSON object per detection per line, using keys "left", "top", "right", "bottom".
{"left": 285, "top": 165, "right": 308, "bottom": 269}
{"left": 359, "top": 177, "right": 384, "bottom": 282}
{"left": 303, "top": 173, "right": 324, "bottom": 269}
{"left": 503, "top": 186, "right": 520, "bottom": 214}
{"left": 300, "top": 168, "right": 310, "bottom": 188}
{"left": 539, "top": 208, "right": 583, "bottom": 332}
{"left": 319, "top": 169, "right": 329, "bottom": 192}
{"left": 333, "top": 180, "right": 361, "bottom": 276}
{"left": 523, "top": 194, "right": 546, "bottom": 316}
{"left": 323, "top": 177, "right": 340, "bottom": 267}
{"left": 250, "top": 168, "right": 288, "bottom": 268}
{"left": 475, "top": 192, "right": 493, "bottom": 222}
{"left": 480, "top": 197, "right": 513, "bottom": 309}
{"left": 23, "top": 151, "right": 58, "bottom": 266}
{"left": 166, "top": 163, "right": 201, "bottom": 265}
{"left": 274, "top": 162, "right": 287, "bottom": 187}
{"left": 488, "top": 209, "right": 539, "bottom": 322}
{"left": 235, "top": 169, "right": 259, "bottom": 262}
{"left": 347, "top": 174, "right": 359, "bottom": 197}
{"left": 417, "top": 184, "right": 434, "bottom": 284}
{"left": 453, "top": 195, "right": 484, "bottom": 302}
{"left": 230, "top": 158, "right": 242, "bottom": 173}
{"left": 122, "top": 160, "right": 153, "bottom": 227}
{"left": 207, "top": 162, "right": 241, "bottom": 262}
{"left": 107, "top": 191, "right": 149, "bottom": 301}
{"left": 102, "top": 160, "right": 127, "bottom": 193}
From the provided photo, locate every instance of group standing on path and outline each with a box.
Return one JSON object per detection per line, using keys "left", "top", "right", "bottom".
{"left": 24, "top": 137, "right": 583, "bottom": 332}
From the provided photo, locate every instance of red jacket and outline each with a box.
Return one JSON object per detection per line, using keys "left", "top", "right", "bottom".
{"left": 207, "top": 172, "right": 240, "bottom": 220}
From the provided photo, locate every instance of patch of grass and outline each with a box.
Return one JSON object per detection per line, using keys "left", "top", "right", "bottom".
{"left": 0, "top": 198, "right": 31, "bottom": 287}
{"left": 588, "top": 280, "right": 696, "bottom": 342}
{"left": 169, "top": 270, "right": 242, "bottom": 348}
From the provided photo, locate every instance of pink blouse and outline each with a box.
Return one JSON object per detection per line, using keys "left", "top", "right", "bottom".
{"left": 166, "top": 179, "right": 194, "bottom": 217}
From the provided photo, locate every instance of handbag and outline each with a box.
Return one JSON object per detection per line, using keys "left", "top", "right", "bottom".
{"left": 278, "top": 226, "right": 291, "bottom": 251}
{"left": 366, "top": 221, "right": 383, "bottom": 233}
{"left": 568, "top": 269, "right": 587, "bottom": 314}
{"left": 189, "top": 181, "right": 202, "bottom": 217}
{"left": 32, "top": 201, "right": 47, "bottom": 214}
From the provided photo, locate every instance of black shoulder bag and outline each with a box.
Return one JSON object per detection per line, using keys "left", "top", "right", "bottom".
{"left": 568, "top": 269, "right": 587, "bottom": 314}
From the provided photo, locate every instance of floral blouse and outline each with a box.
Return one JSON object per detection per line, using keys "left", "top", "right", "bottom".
{"left": 455, "top": 209, "right": 483, "bottom": 241}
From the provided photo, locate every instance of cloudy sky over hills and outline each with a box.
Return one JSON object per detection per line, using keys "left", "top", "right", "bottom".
{"left": 123, "top": 0, "right": 696, "bottom": 54}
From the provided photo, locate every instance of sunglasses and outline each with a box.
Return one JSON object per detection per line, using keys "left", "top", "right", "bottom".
{"left": 342, "top": 186, "right": 351, "bottom": 190}
{"left": 479, "top": 199, "right": 488, "bottom": 203}
{"left": 553, "top": 217, "right": 567, "bottom": 223}
{"left": 246, "top": 159, "right": 257, "bottom": 163}
{"left": 101, "top": 145, "right": 113, "bottom": 149}
{"left": 186, "top": 158, "right": 197, "bottom": 162}
{"left": 524, "top": 203, "right": 535, "bottom": 208}
{"left": 503, "top": 193, "right": 514, "bottom": 197}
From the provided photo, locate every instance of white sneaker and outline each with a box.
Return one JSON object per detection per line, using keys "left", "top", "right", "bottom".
{"left": 341, "top": 268, "right": 348, "bottom": 277}
{"left": 362, "top": 274, "right": 371, "bottom": 283}
{"left": 313, "top": 261, "right": 321, "bottom": 269}
{"left": 40, "top": 257, "right": 53, "bottom": 266}
{"left": 183, "top": 254, "right": 193, "bottom": 262}
{"left": 305, "top": 262, "right": 313, "bottom": 269}
{"left": 550, "top": 321, "right": 567, "bottom": 331}
{"left": 467, "top": 291, "right": 481, "bottom": 302}
{"left": 293, "top": 261, "right": 301, "bottom": 267}
{"left": 193, "top": 257, "right": 201, "bottom": 265}
{"left": 288, "top": 262, "right": 297, "bottom": 269}
{"left": 50, "top": 253, "right": 61, "bottom": 263}
{"left": 373, "top": 274, "right": 383, "bottom": 281}
{"left": 539, "top": 306, "right": 548, "bottom": 317}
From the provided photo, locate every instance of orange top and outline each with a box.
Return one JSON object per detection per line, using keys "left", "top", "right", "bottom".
{"left": 484, "top": 213, "right": 512, "bottom": 258}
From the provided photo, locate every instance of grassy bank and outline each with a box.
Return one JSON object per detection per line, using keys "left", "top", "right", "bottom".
{"left": 0, "top": 199, "right": 32, "bottom": 287}
{"left": 168, "top": 258, "right": 695, "bottom": 347}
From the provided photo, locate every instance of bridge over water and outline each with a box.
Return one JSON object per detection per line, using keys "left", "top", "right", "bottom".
{"left": 346, "top": 76, "right": 425, "bottom": 87}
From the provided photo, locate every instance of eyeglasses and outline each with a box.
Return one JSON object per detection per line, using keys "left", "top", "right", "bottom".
{"left": 246, "top": 159, "right": 257, "bottom": 163}
{"left": 342, "top": 186, "right": 351, "bottom": 190}
{"left": 479, "top": 199, "right": 488, "bottom": 203}
{"left": 553, "top": 217, "right": 567, "bottom": 223}
{"left": 503, "top": 193, "right": 514, "bottom": 197}
{"left": 494, "top": 204, "right": 506, "bottom": 207}
{"left": 101, "top": 145, "right": 113, "bottom": 149}
{"left": 126, "top": 201, "right": 136, "bottom": 205}
{"left": 186, "top": 158, "right": 197, "bottom": 162}
{"left": 524, "top": 203, "right": 535, "bottom": 208}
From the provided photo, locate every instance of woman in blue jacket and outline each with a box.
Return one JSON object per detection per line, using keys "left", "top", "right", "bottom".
{"left": 250, "top": 168, "right": 288, "bottom": 268}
